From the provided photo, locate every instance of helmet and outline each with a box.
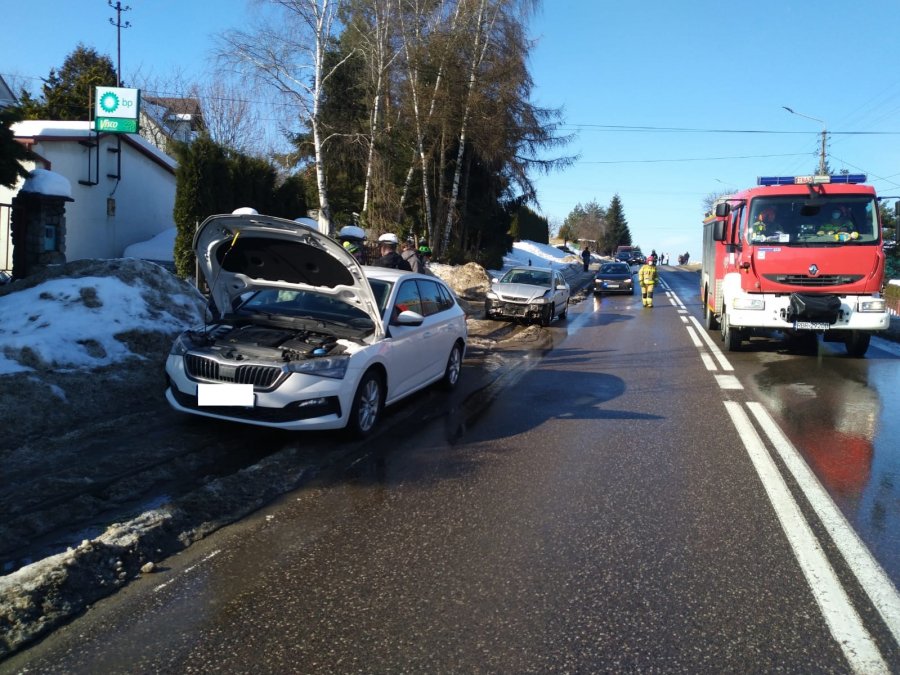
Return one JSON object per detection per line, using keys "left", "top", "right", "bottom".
{"left": 418, "top": 245, "right": 432, "bottom": 255}
{"left": 378, "top": 232, "right": 399, "bottom": 245}
{"left": 343, "top": 240, "right": 359, "bottom": 254}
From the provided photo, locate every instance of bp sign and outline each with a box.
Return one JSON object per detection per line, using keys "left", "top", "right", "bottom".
{"left": 94, "top": 87, "right": 140, "bottom": 133}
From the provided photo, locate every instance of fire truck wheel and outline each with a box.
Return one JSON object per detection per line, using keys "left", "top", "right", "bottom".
{"left": 845, "top": 331, "right": 870, "bottom": 358}
{"left": 704, "top": 299, "right": 718, "bottom": 330}
{"left": 721, "top": 310, "right": 743, "bottom": 351}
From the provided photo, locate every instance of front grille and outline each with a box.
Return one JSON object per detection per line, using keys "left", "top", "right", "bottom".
{"left": 763, "top": 274, "right": 863, "bottom": 287}
{"left": 185, "top": 354, "right": 284, "bottom": 389}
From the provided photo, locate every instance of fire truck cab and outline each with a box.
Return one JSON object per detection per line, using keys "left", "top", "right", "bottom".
{"left": 701, "top": 174, "right": 890, "bottom": 357}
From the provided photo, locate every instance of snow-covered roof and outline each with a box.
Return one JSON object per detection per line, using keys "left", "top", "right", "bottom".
{"left": 13, "top": 120, "right": 177, "bottom": 171}
{"left": 20, "top": 169, "right": 73, "bottom": 200}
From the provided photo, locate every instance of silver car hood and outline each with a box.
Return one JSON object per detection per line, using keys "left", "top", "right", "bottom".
{"left": 194, "top": 213, "right": 384, "bottom": 337}
{"left": 492, "top": 282, "right": 551, "bottom": 302}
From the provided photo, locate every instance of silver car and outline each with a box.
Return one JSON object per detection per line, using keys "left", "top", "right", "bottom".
{"left": 485, "top": 266, "right": 570, "bottom": 326}
{"left": 165, "top": 213, "right": 467, "bottom": 436}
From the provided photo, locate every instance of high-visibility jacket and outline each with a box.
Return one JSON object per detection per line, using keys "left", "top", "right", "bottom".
{"left": 638, "top": 263, "right": 658, "bottom": 287}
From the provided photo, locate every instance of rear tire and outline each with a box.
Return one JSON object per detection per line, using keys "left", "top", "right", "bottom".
{"left": 845, "top": 331, "right": 870, "bottom": 358}
{"left": 346, "top": 370, "right": 383, "bottom": 438}
{"left": 704, "top": 295, "right": 718, "bottom": 330}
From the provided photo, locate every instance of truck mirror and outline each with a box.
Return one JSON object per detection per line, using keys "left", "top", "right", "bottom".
{"left": 715, "top": 202, "right": 731, "bottom": 217}
{"left": 713, "top": 220, "right": 726, "bottom": 241}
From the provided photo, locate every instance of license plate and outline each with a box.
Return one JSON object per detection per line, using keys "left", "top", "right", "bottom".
{"left": 793, "top": 321, "right": 830, "bottom": 331}
{"left": 198, "top": 383, "right": 254, "bottom": 406}
{"left": 607, "top": 283, "right": 620, "bottom": 289}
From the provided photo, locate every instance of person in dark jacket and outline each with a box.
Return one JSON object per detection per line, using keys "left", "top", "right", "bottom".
{"left": 581, "top": 245, "right": 591, "bottom": 272}
{"left": 373, "top": 233, "right": 412, "bottom": 270}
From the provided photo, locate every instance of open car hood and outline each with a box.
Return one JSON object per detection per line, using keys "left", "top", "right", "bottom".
{"left": 194, "top": 213, "right": 384, "bottom": 336}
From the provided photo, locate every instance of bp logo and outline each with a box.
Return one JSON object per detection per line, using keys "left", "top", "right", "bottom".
{"left": 99, "top": 91, "right": 120, "bottom": 113}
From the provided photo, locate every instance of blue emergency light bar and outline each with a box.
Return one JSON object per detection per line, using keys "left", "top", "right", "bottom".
{"left": 757, "top": 174, "right": 867, "bottom": 186}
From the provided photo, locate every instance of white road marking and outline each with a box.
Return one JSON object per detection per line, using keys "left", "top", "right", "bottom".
{"left": 700, "top": 353, "right": 717, "bottom": 371}
{"left": 687, "top": 315, "right": 734, "bottom": 371}
{"left": 748, "top": 402, "right": 900, "bottom": 647}
{"left": 154, "top": 549, "right": 222, "bottom": 593}
{"left": 685, "top": 326, "right": 703, "bottom": 347}
{"left": 714, "top": 374, "right": 743, "bottom": 390}
{"left": 724, "top": 402, "right": 889, "bottom": 674}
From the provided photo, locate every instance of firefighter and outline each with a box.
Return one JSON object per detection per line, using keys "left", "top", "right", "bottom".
{"left": 638, "top": 255, "right": 659, "bottom": 307}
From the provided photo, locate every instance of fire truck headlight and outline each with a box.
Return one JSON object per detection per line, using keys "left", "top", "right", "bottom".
{"left": 859, "top": 299, "right": 885, "bottom": 312}
{"left": 732, "top": 297, "right": 765, "bottom": 311}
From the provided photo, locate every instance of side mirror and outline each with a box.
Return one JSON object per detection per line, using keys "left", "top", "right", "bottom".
{"left": 393, "top": 309, "right": 424, "bottom": 326}
{"left": 713, "top": 220, "right": 726, "bottom": 242}
{"left": 715, "top": 202, "right": 731, "bottom": 217}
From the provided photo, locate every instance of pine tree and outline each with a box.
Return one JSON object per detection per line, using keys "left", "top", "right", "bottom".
{"left": 22, "top": 44, "right": 117, "bottom": 121}
{"left": 606, "top": 193, "right": 631, "bottom": 255}
{"left": 0, "top": 107, "right": 34, "bottom": 188}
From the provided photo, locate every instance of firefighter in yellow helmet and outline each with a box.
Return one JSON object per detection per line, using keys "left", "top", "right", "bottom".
{"left": 638, "top": 255, "right": 659, "bottom": 307}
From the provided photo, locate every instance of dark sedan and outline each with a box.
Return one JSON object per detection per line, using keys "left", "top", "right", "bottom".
{"left": 593, "top": 262, "right": 635, "bottom": 295}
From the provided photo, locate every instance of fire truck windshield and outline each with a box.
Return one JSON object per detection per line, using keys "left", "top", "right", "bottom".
{"left": 746, "top": 196, "right": 878, "bottom": 246}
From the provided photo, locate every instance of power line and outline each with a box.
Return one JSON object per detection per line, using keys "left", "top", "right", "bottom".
{"left": 579, "top": 152, "right": 810, "bottom": 165}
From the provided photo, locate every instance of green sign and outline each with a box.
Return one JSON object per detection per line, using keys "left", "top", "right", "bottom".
{"left": 94, "top": 86, "right": 140, "bottom": 134}
{"left": 95, "top": 117, "right": 138, "bottom": 133}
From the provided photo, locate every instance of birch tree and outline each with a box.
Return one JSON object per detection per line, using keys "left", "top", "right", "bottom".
{"left": 219, "top": 0, "right": 355, "bottom": 234}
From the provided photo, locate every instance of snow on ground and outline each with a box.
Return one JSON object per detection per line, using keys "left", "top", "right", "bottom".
{"left": 0, "top": 241, "right": 580, "bottom": 378}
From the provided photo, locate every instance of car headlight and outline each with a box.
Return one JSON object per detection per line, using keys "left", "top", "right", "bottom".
{"left": 732, "top": 297, "right": 765, "bottom": 310}
{"left": 486, "top": 291, "right": 499, "bottom": 300}
{"left": 859, "top": 298, "right": 885, "bottom": 312}
{"left": 286, "top": 356, "right": 350, "bottom": 379}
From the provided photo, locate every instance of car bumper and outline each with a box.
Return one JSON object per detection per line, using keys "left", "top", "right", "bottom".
{"left": 485, "top": 298, "right": 547, "bottom": 321}
{"left": 165, "top": 354, "right": 352, "bottom": 430}
{"left": 726, "top": 295, "right": 890, "bottom": 332}
{"left": 593, "top": 280, "right": 633, "bottom": 293}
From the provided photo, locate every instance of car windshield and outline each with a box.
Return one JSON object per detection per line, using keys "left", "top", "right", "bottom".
{"left": 746, "top": 195, "right": 879, "bottom": 246}
{"left": 368, "top": 278, "right": 393, "bottom": 314}
{"left": 600, "top": 263, "right": 630, "bottom": 274}
{"left": 500, "top": 269, "right": 552, "bottom": 286}
{"left": 239, "top": 288, "right": 375, "bottom": 334}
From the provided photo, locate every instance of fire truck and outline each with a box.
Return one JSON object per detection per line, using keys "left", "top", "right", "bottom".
{"left": 701, "top": 174, "right": 891, "bottom": 357}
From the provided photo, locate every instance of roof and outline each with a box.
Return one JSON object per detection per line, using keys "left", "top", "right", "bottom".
{"left": 12, "top": 120, "right": 177, "bottom": 172}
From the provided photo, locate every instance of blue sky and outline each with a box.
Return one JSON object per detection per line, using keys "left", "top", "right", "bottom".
{"left": 3, "top": 1, "right": 900, "bottom": 258}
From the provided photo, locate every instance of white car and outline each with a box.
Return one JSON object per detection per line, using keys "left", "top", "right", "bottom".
{"left": 484, "top": 266, "right": 570, "bottom": 326}
{"left": 165, "top": 213, "right": 467, "bottom": 436}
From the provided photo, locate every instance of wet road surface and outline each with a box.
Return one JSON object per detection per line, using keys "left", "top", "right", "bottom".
{"left": 4, "top": 268, "right": 899, "bottom": 673}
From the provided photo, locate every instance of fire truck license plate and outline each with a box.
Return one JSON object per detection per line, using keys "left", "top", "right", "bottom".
{"left": 793, "top": 321, "right": 830, "bottom": 330}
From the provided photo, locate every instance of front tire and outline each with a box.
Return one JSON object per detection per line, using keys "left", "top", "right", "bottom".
{"left": 559, "top": 302, "right": 568, "bottom": 320}
{"left": 346, "top": 370, "right": 383, "bottom": 438}
{"left": 845, "top": 331, "right": 870, "bottom": 358}
{"left": 540, "top": 303, "right": 554, "bottom": 327}
{"left": 721, "top": 309, "right": 743, "bottom": 352}
{"left": 441, "top": 342, "right": 463, "bottom": 390}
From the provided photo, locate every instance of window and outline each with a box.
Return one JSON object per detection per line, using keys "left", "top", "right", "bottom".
{"left": 394, "top": 280, "right": 423, "bottom": 316}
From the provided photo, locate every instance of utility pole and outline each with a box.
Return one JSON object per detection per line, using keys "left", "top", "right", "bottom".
{"left": 108, "top": 1, "right": 132, "bottom": 87}
{"left": 782, "top": 106, "right": 828, "bottom": 175}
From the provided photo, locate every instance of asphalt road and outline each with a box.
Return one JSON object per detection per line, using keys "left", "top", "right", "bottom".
{"left": 6, "top": 266, "right": 898, "bottom": 673}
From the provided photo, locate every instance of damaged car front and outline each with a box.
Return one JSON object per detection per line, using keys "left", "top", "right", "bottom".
{"left": 484, "top": 266, "right": 569, "bottom": 326}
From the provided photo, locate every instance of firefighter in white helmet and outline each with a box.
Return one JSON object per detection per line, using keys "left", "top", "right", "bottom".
{"left": 638, "top": 255, "right": 658, "bottom": 308}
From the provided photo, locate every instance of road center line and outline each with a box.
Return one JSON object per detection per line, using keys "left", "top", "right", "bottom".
{"left": 723, "top": 402, "right": 889, "bottom": 674}
{"left": 687, "top": 315, "right": 733, "bottom": 371}
{"left": 747, "top": 402, "right": 900, "bottom": 647}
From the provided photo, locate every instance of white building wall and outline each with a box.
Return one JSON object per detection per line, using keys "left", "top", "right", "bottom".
{"left": 1, "top": 122, "right": 177, "bottom": 266}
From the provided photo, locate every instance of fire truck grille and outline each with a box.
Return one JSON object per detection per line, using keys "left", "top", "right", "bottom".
{"left": 185, "top": 354, "right": 284, "bottom": 389}
{"left": 763, "top": 274, "right": 863, "bottom": 287}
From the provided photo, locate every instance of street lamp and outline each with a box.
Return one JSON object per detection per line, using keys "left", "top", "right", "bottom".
{"left": 782, "top": 106, "right": 827, "bottom": 175}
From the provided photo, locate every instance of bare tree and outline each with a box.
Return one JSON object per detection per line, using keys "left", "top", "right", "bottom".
{"left": 200, "top": 80, "right": 265, "bottom": 154}
{"left": 219, "top": 0, "right": 356, "bottom": 233}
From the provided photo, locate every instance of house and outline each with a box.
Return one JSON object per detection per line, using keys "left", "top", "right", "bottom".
{"left": 0, "top": 120, "right": 177, "bottom": 272}
{"left": 0, "top": 75, "right": 17, "bottom": 109}
{"left": 139, "top": 95, "right": 205, "bottom": 155}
